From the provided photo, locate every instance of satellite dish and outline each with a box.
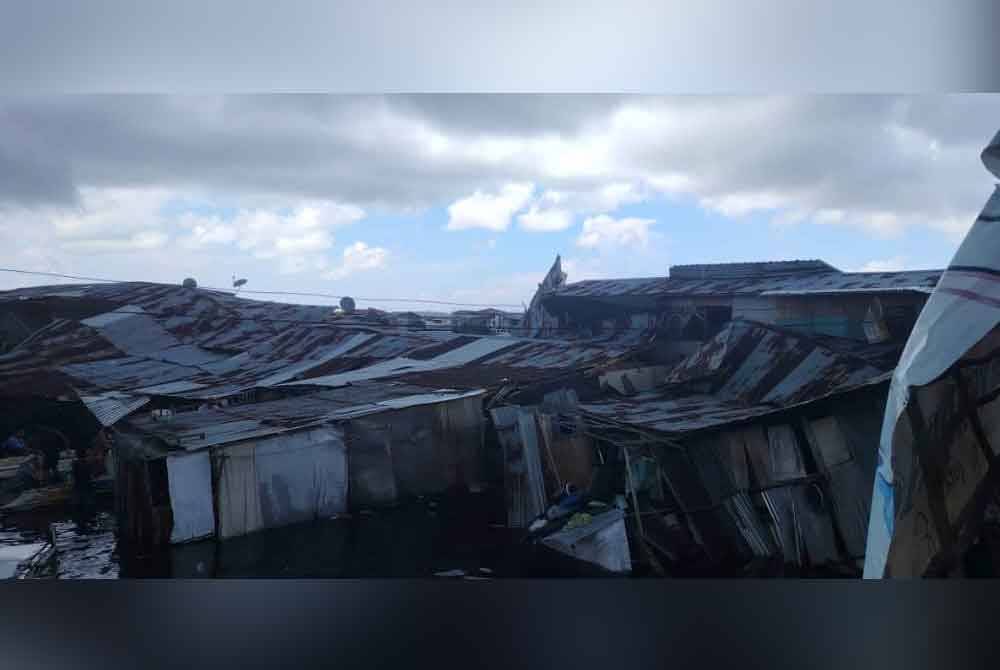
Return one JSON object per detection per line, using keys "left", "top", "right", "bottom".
{"left": 232, "top": 275, "right": 248, "bottom": 289}
{"left": 182, "top": 277, "right": 198, "bottom": 289}
{"left": 340, "top": 296, "right": 356, "bottom": 314}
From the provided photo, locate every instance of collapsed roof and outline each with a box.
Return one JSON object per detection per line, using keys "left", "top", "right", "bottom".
{"left": 578, "top": 320, "right": 895, "bottom": 435}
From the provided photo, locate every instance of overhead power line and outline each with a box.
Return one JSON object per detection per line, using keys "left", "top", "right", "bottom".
{"left": 0, "top": 266, "right": 524, "bottom": 309}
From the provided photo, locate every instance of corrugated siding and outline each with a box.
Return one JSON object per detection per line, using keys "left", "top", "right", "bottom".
{"left": 79, "top": 393, "right": 150, "bottom": 427}
{"left": 214, "top": 426, "right": 347, "bottom": 540}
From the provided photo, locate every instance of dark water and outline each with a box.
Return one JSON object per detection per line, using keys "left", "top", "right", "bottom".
{"left": 0, "top": 504, "right": 120, "bottom": 579}
{"left": 1, "top": 491, "right": 584, "bottom": 579}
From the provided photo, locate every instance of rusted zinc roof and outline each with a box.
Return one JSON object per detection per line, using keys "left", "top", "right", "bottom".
{"left": 79, "top": 392, "right": 151, "bottom": 427}
{"left": 578, "top": 320, "right": 894, "bottom": 435}
{"left": 664, "top": 320, "right": 887, "bottom": 405}
{"left": 0, "top": 282, "right": 631, "bottom": 401}
{"left": 282, "top": 333, "right": 633, "bottom": 391}
{"left": 539, "top": 265, "right": 942, "bottom": 301}
{"left": 121, "top": 382, "right": 486, "bottom": 451}
{"left": 669, "top": 260, "right": 837, "bottom": 279}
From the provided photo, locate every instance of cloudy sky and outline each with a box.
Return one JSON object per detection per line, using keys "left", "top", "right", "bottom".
{"left": 1, "top": 95, "right": 998, "bottom": 309}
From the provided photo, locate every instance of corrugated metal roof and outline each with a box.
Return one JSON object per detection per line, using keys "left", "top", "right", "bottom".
{"left": 277, "top": 333, "right": 619, "bottom": 389}
{"left": 665, "top": 320, "right": 886, "bottom": 406}
{"left": 579, "top": 321, "right": 894, "bottom": 435}
{"left": 79, "top": 391, "right": 151, "bottom": 427}
{"left": 80, "top": 305, "right": 148, "bottom": 328}
{"left": 123, "top": 382, "right": 486, "bottom": 450}
{"left": 669, "top": 260, "right": 838, "bottom": 280}
{"left": 541, "top": 268, "right": 942, "bottom": 300}
{"left": 580, "top": 373, "right": 891, "bottom": 434}
{"left": 0, "top": 283, "right": 622, "bottom": 401}
{"left": 134, "top": 380, "right": 207, "bottom": 396}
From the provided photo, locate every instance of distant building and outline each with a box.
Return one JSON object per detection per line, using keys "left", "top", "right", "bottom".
{"left": 526, "top": 257, "right": 942, "bottom": 361}
{"left": 416, "top": 311, "right": 455, "bottom": 330}
{"left": 453, "top": 308, "right": 526, "bottom": 336}
{"left": 389, "top": 311, "right": 426, "bottom": 329}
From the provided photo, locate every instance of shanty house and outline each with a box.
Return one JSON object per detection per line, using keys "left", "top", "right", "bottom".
{"left": 496, "top": 319, "right": 898, "bottom": 575}
{"left": 113, "top": 383, "right": 487, "bottom": 549}
{"left": 527, "top": 257, "right": 941, "bottom": 363}
{"left": 453, "top": 309, "right": 526, "bottom": 336}
{"left": 0, "top": 282, "right": 635, "bottom": 548}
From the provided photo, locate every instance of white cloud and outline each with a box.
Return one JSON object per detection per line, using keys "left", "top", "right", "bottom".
{"left": 515, "top": 183, "right": 645, "bottom": 232}
{"left": 61, "top": 230, "right": 170, "bottom": 254}
{"left": 517, "top": 205, "right": 572, "bottom": 232}
{"left": 854, "top": 257, "right": 907, "bottom": 273}
{"left": 447, "top": 271, "right": 540, "bottom": 307}
{"left": 927, "top": 213, "right": 976, "bottom": 238}
{"left": 2, "top": 96, "right": 997, "bottom": 299}
{"left": 859, "top": 212, "right": 905, "bottom": 238}
{"left": 176, "top": 198, "right": 374, "bottom": 276}
{"left": 699, "top": 191, "right": 789, "bottom": 218}
{"left": 324, "top": 241, "right": 389, "bottom": 280}
{"left": 592, "top": 182, "right": 643, "bottom": 211}
{"left": 577, "top": 215, "right": 655, "bottom": 249}
{"left": 274, "top": 230, "right": 334, "bottom": 254}
{"left": 46, "top": 187, "right": 171, "bottom": 246}
{"left": 561, "top": 257, "right": 608, "bottom": 282}
{"left": 446, "top": 182, "right": 534, "bottom": 231}
{"left": 4, "top": 96, "right": 998, "bottom": 242}
{"left": 177, "top": 213, "right": 238, "bottom": 249}
{"left": 232, "top": 202, "right": 363, "bottom": 259}
{"left": 648, "top": 173, "right": 695, "bottom": 194}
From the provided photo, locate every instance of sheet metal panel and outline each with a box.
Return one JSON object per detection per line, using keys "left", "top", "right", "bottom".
{"left": 166, "top": 451, "right": 215, "bottom": 543}
{"left": 214, "top": 427, "right": 347, "bottom": 540}
{"left": 766, "top": 424, "right": 808, "bottom": 482}
{"left": 79, "top": 392, "right": 150, "bottom": 427}
{"left": 791, "top": 483, "right": 841, "bottom": 566}
{"left": 544, "top": 268, "right": 941, "bottom": 300}
{"left": 2, "top": 280, "right": 628, "bottom": 401}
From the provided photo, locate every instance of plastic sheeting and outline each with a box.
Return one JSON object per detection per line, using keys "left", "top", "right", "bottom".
{"left": 166, "top": 451, "right": 215, "bottom": 543}
{"left": 540, "top": 509, "right": 632, "bottom": 573}
{"left": 215, "top": 427, "right": 347, "bottom": 540}
{"left": 864, "top": 181, "right": 1000, "bottom": 578}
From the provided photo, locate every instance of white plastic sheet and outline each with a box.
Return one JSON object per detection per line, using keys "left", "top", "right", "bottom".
{"left": 540, "top": 509, "right": 632, "bottom": 573}
{"left": 167, "top": 451, "right": 215, "bottom": 543}
{"left": 864, "top": 176, "right": 1000, "bottom": 578}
